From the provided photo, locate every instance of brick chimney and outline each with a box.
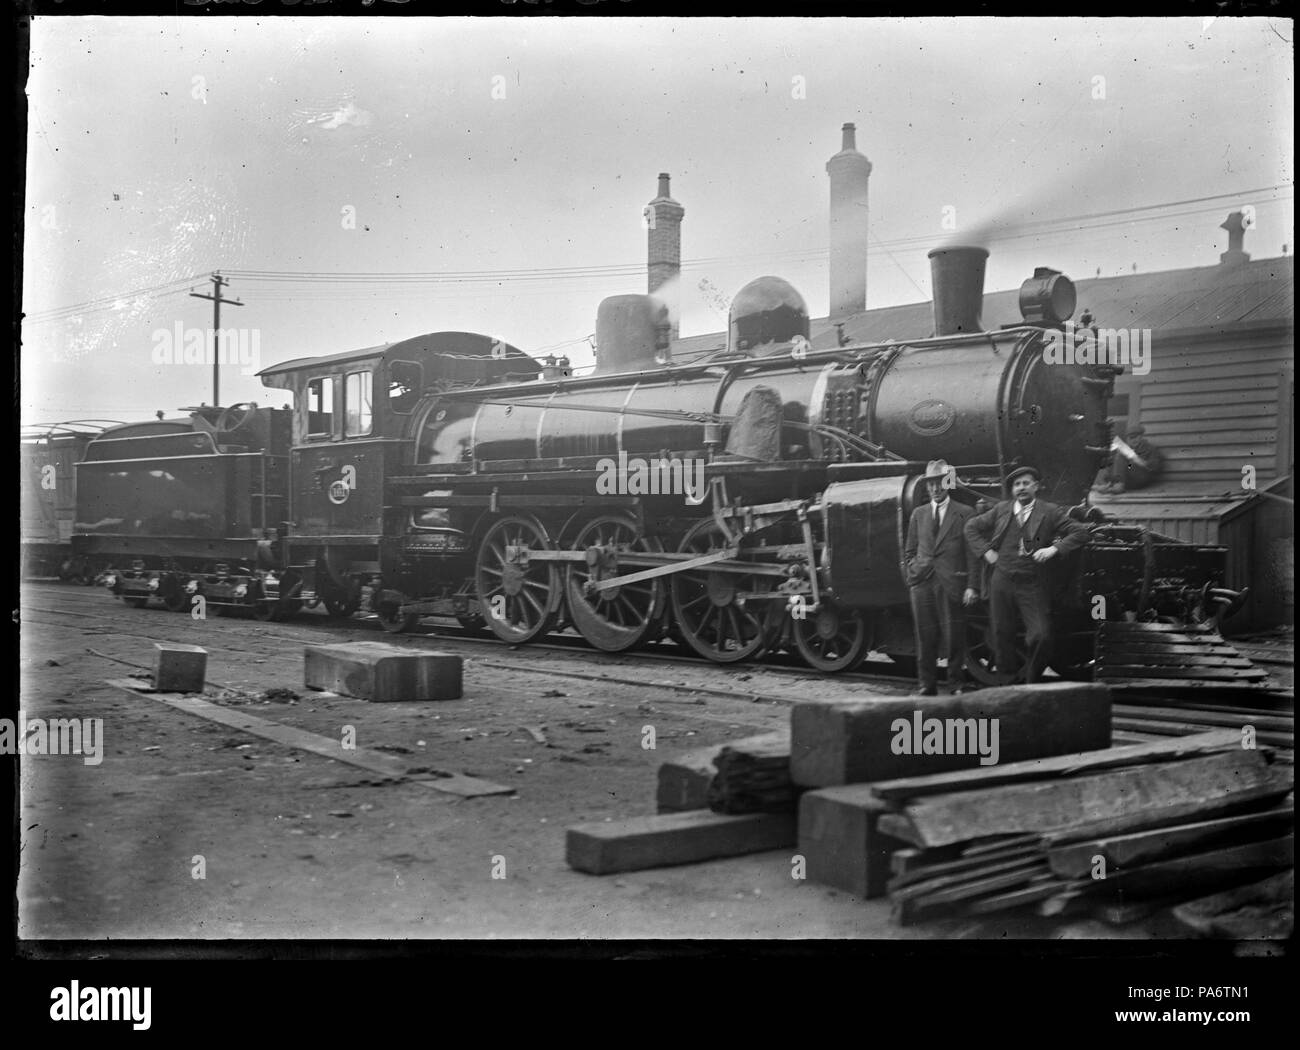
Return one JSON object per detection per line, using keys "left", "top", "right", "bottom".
{"left": 1219, "top": 211, "right": 1251, "bottom": 266}
{"left": 647, "top": 173, "right": 685, "bottom": 341}
{"left": 826, "top": 122, "right": 872, "bottom": 319}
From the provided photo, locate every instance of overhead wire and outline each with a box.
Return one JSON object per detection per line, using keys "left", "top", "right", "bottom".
{"left": 21, "top": 184, "right": 1293, "bottom": 322}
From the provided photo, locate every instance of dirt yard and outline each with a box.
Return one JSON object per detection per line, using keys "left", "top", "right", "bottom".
{"left": 18, "top": 582, "right": 1117, "bottom": 941}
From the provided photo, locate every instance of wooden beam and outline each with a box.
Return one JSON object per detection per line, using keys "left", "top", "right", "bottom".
{"left": 1043, "top": 780, "right": 1295, "bottom": 846}
{"left": 892, "top": 865, "right": 1051, "bottom": 924}
{"left": 889, "top": 847, "right": 1045, "bottom": 895}
{"left": 1080, "top": 835, "right": 1294, "bottom": 900}
{"left": 1115, "top": 704, "right": 1292, "bottom": 733}
{"left": 565, "top": 810, "right": 796, "bottom": 875}
{"left": 1172, "top": 870, "right": 1294, "bottom": 939}
{"left": 868, "top": 729, "right": 1244, "bottom": 802}
{"left": 1112, "top": 718, "right": 1291, "bottom": 747}
{"left": 790, "top": 682, "right": 1111, "bottom": 788}
{"left": 962, "top": 878, "right": 1065, "bottom": 915}
{"left": 1047, "top": 803, "right": 1294, "bottom": 877}
{"left": 902, "top": 750, "right": 1283, "bottom": 848}
{"left": 106, "top": 678, "right": 513, "bottom": 798}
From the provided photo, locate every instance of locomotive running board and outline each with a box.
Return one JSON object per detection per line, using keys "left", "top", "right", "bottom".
{"left": 1094, "top": 621, "right": 1279, "bottom": 694}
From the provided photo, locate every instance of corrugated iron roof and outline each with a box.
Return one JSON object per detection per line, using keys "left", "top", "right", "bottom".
{"left": 670, "top": 253, "right": 1293, "bottom": 364}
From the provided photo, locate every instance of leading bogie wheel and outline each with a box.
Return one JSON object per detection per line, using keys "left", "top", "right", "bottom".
{"left": 792, "top": 600, "right": 871, "bottom": 673}
{"left": 377, "top": 600, "right": 420, "bottom": 634}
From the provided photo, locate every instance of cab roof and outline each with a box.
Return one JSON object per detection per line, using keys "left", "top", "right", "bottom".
{"left": 257, "top": 331, "right": 539, "bottom": 385}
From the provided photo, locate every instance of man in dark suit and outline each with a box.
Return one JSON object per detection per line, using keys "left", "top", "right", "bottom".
{"left": 903, "top": 460, "right": 979, "bottom": 696}
{"left": 963, "top": 465, "right": 1090, "bottom": 683}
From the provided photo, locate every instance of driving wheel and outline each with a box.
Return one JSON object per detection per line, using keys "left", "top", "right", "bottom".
{"left": 565, "top": 514, "right": 665, "bottom": 652}
{"left": 474, "top": 514, "right": 560, "bottom": 645}
{"left": 669, "top": 518, "right": 775, "bottom": 664}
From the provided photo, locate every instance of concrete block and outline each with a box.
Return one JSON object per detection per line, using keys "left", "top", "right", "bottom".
{"left": 798, "top": 785, "right": 909, "bottom": 899}
{"left": 304, "top": 642, "right": 462, "bottom": 702}
{"left": 153, "top": 643, "right": 207, "bottom": 693}
{"left": 790, "top": 682, "right": 1111, "bottom": 788}
{"left": 566, "top": 810, "right": 796, "bottom": 875}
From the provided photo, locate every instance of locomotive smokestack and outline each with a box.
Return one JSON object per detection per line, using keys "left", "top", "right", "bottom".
{"left": 647, "top": 173, "right": 684, "bottom": 341}
{"left": 927, "top": 245, "right": 988, "bottom": 336}
{"left": 826, "top": 122, "right": 872, "bottom": 319}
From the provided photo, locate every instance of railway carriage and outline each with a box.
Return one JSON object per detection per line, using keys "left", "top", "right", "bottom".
{"left": 21, "top": 421, "right": 118, "bottom": 581}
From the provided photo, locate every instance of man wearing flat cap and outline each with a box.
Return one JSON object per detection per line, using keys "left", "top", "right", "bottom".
{"left": 903, "top": 460, "right": 979, "bottom": 696}
{"left": 963, "top": 465, "right": 1090, "bottom": 683}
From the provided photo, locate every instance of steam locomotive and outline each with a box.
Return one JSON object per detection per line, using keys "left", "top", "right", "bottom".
{"left": 73, "top": 247, "right": 1242, "bottom": 682}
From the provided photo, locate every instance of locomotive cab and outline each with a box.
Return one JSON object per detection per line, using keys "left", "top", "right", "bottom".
{"left": 257, "top": 332, "right": 539, "bottom": 616}
{"left": 259, "top": 332, "right": 539, "bottom": 538}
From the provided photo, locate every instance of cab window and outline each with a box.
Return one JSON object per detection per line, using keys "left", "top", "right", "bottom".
{"left": 307, "top": 377, "right": 335, "bottom": 438}
{"left": 389, "top": 361, "right": 423, "bottom": 415}
{"left": 344, "top": 370, "right": 373, "bottom": 437}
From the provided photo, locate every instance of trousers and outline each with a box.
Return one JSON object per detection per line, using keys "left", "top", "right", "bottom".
{"left": 989, "top": 569, "right": 1052, "bottom": 683}
{"left": 909, "top": 577, "right": 968, "bottom": 691}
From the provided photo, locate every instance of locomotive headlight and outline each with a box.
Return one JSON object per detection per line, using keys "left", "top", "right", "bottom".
{"left": 1018, "top": 267, "right": 1076, "bottom": 325}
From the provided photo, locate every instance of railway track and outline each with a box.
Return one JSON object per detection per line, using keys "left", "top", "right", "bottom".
{"left": 23, "top": 586, "right": 1292, "bottom": 758}
{"left": 19, "top": 584, "right": 923, "bottom": 694}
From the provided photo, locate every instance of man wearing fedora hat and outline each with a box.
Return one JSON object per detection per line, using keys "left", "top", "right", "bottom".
{"left": 963, "top": 465, "right": 1090, "bottom": 683}
{"left": 903, "top": 460, "right": 979, "bottom": 696}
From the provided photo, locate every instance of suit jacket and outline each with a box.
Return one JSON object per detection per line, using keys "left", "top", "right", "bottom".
{"left": 903, "top": 499, "right": 979, "bottom": 600}
{"left": 963, "top": 498, "right": 1090, "bottom": 593}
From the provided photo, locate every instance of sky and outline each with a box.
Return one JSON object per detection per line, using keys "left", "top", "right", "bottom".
{"left": 20, "top": 15, "right": 1295, "bottom": 423}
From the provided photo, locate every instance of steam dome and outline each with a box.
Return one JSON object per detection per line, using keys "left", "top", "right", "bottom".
{"left": 727, "top": 277, "right": 810, "bottom": 355}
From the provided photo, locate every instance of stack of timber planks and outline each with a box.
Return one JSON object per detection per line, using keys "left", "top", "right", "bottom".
{"left": 568, "top": 731, "right": 796, "bottom": 874}
{"left": 568, "top": 677, "right": 1294, "bottom": 939}
{"left": 1095, "top": 622, "right": 1294, "bottom": 760}
{"left": 707, "top": 733, "right": 799, "bottom": 814}
{"left": 1095, "top": 621, "right": 1272, "bottom": 689}
{"left": 865, "top": 730, "right": 1294, "bottom": 928}
{"left": 1111, "top": 694, "right": 1293, "bottom": 758}
{"left": 570, "top": 683, "right": 1115, "bottom": 878}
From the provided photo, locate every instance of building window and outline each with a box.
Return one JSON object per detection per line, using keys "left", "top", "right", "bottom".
{"left": 344, "top": 370, "right": 373, "bottom": 437}
{"left": 307, "top": 376, "right": 334, "bottom": 438}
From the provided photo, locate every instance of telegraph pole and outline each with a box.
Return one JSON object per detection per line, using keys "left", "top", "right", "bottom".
{"left": 189, "top": 272, "right": 244, "bottom": 408}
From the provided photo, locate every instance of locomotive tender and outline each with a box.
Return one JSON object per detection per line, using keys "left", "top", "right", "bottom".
{"left": 76, "top": 247, "right": 1240, "bottom": 682}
